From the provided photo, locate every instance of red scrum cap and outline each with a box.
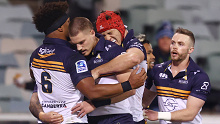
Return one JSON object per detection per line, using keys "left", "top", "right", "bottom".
{"left": 96, "top": 10, "right": 125, "bottom": 41}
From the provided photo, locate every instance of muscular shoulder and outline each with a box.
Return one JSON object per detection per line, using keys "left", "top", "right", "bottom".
{"left": 103, "top": 40, "right": 126, "bottom": 55}
{"left": 105, "top": 40, "right": 124, "bottom": 50}
{"left": 192, "top": 69, "right": 210, "bottom": 83}
{"left": 127, "top": 38, "right": 144, "bottom": 51}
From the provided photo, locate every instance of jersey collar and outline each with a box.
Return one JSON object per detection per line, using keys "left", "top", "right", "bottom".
{"left": 164, "top": 57, "right": 198, "bottom": 79}
{"left": 92, "top": 33, "right": 106, "bottom": 55}
{"left": 122, "top": 29, "right": 134, "bottom": 48}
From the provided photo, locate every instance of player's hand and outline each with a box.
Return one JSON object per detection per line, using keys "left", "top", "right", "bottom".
{"left": 129, "top": 66, "right": 147, "bottom": 89}
{"left": 91, "top": 68, "right": 100, "bottom": 80}
{"left": 39, "top": 111, "right": 63, "bottom": 124}
{"left": 143, "top": 109, "right": 158, "bottom": 121}
{"left": 71, "top": 100, "right": 96, "bottom": 118}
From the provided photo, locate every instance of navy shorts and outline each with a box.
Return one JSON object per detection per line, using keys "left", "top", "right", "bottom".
{"left": 134, "top": 119, "right": 145, "bottom": 124}
{"left": 88, "top": 113, "right": 134, "bottom": 124}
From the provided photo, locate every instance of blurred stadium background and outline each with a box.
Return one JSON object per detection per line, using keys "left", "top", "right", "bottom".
{"left": 0, "top": 0, "right": 220, "bottom": 123}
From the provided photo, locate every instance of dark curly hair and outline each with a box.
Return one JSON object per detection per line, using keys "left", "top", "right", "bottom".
{"left": 33, "top": 1, "right": 68, "bottom": 32}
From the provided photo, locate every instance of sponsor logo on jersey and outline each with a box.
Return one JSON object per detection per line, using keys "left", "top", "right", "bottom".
{"left": 39, "top": 47, "right": 55, "bottom": 54}
{"left": 163, "top": 98, "right": 178, "bottom": 111}
{"left": 159, "top": 73, "right": 168, "bottom": 79}
{"left": 178, "top": 80, "right": 188, "bottom": 84}
{"left": 41, "top": 101, "right": 67, "bottom": 108}
{"left": 201, "top": 82, "right": 209, "bottom": 90}
{"left": 38, "top": 47, "right": 55, "bottom": 58}
{"left": 94, "top": 54, "right": 103, "bottom": 64}
{"left": 75, "top": 60, "right": 88, "bottom": 73}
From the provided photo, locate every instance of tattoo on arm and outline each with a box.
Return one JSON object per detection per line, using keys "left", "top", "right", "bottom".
{"left": 29, "top": 93, "right": 43, "bottom": 119}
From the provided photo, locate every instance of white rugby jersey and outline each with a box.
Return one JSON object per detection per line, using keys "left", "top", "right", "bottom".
{"left": 122, "top": 29, "right": 148, "bottom": 122}
{"left": 128, "top": 60, "right": 147, "bottom": 122}
{"left": 30, "top": 38, "right": 92, "bottom": 123}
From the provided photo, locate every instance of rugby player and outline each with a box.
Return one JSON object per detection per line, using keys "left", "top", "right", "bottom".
{"left": 144, "top": 28, "right": 211, "bottom": 124}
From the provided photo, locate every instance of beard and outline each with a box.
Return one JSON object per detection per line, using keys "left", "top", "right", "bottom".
{"left": 171, "top": 52, "right": 188, "bottom": 62}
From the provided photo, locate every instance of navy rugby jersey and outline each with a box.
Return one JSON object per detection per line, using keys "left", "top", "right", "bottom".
{"left": 30, "top": 37, "right": 92, "bottom": 86}
{"left": 146, "top": 57, "right": 211, "bottom": 124}
{"left": 146, "top": 57, "right": 211, "bottom": 101}
{"left": 87, "top": 34, "right": 131, "bottom": 116}
{"left": 122, "top": 29, "right": 147, "bottom": 60}
{"left": 86, "top": 33, "right": 126, "bottom": 70}
{"left": 30, "top": 37, "right": 92, "bottom": 123}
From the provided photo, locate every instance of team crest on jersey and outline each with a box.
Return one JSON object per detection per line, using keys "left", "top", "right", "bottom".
{"left": 163, "top": 98, "right": 178, "bottom": 111}
{"left": 179, "top": 76, "right": 188, "bottom": 84}
{"left": 94, "top": 54, "right": 103, "bottom": 64}
{"left": 75, "top": 60, "right": 88, "bottom": 73}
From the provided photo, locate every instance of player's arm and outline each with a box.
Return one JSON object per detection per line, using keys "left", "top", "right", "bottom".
{"left": 145, "top": 95, "right": 205, "bottom": 121}
{"left": 92, "top": 47, "right": 145, "bottom": 79}
{"left": 110, "top": 69, "right": 136, "bottom": 103}
{"left": 29, "top": 92, "right": 64, "bottom": 124}
{"left": 142, "top": 88, "right": 157, "bottom": 109}
{"left": 29, "top": 69, "right": 63, "bottom": 123}
{"left": 169, "top": 74, "right": 211, "bottom": 122}
{"left": 142, "top": 69, "right": 157, "bottom": 109}
{"left": 29, "top": 68, "right": 36, "bottom": 82}
{"left": 29, "top": 92, "right": 43, "bottom": 120}
{"left": 145, "top": 73, "right": 211, "bottom": 122}
{"left": 76, "top": 66, "right": 147, "bottom": 100}
{"left": 72, "top": 69, "right": 137, "bottom": 117}
{"left": 171, "top": 95, "right": 205, "bottom": 121}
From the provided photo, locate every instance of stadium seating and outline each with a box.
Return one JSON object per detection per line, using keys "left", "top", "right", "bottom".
{"left": 163, "top": 0, "right": 206, "bottom": 10}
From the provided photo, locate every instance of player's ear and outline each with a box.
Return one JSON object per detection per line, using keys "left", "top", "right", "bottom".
{"left": 189, "top": 47, "right": 194, "bottom": 54}
{"left": 90, "top": 29, "right": 95, "bottom": 35}
{"left": 57, "top": 26, "right": 63, "bottom": 32}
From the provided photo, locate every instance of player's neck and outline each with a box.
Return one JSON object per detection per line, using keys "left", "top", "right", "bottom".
{"left": 124, "top": 29, "right": 128, "bottom": 38}
{"left": 46, "top": 32, "right": 67, "bottom": 41}
{"left": 171, "top": 57, "right": 190, "bottom": 77}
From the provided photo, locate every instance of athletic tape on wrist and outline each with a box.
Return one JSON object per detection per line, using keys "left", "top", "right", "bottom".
{"left": 91, "top": 99, "right": 111, "bottom": 108}
{"left": 121, "top": 81, "right": 132, "bottom": 92}
{"left": 158, "top": 112, "right": 171, "bottom": 121}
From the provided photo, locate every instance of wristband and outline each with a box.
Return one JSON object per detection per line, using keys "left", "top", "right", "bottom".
{"left": 121, "top": 81, "right": 132, "bottom": 92}
{"left": 91, "top": 99, "right": 111, "bottom": 108}
{"left": 158, "top": 112, "right": 171, "bottom": 121}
